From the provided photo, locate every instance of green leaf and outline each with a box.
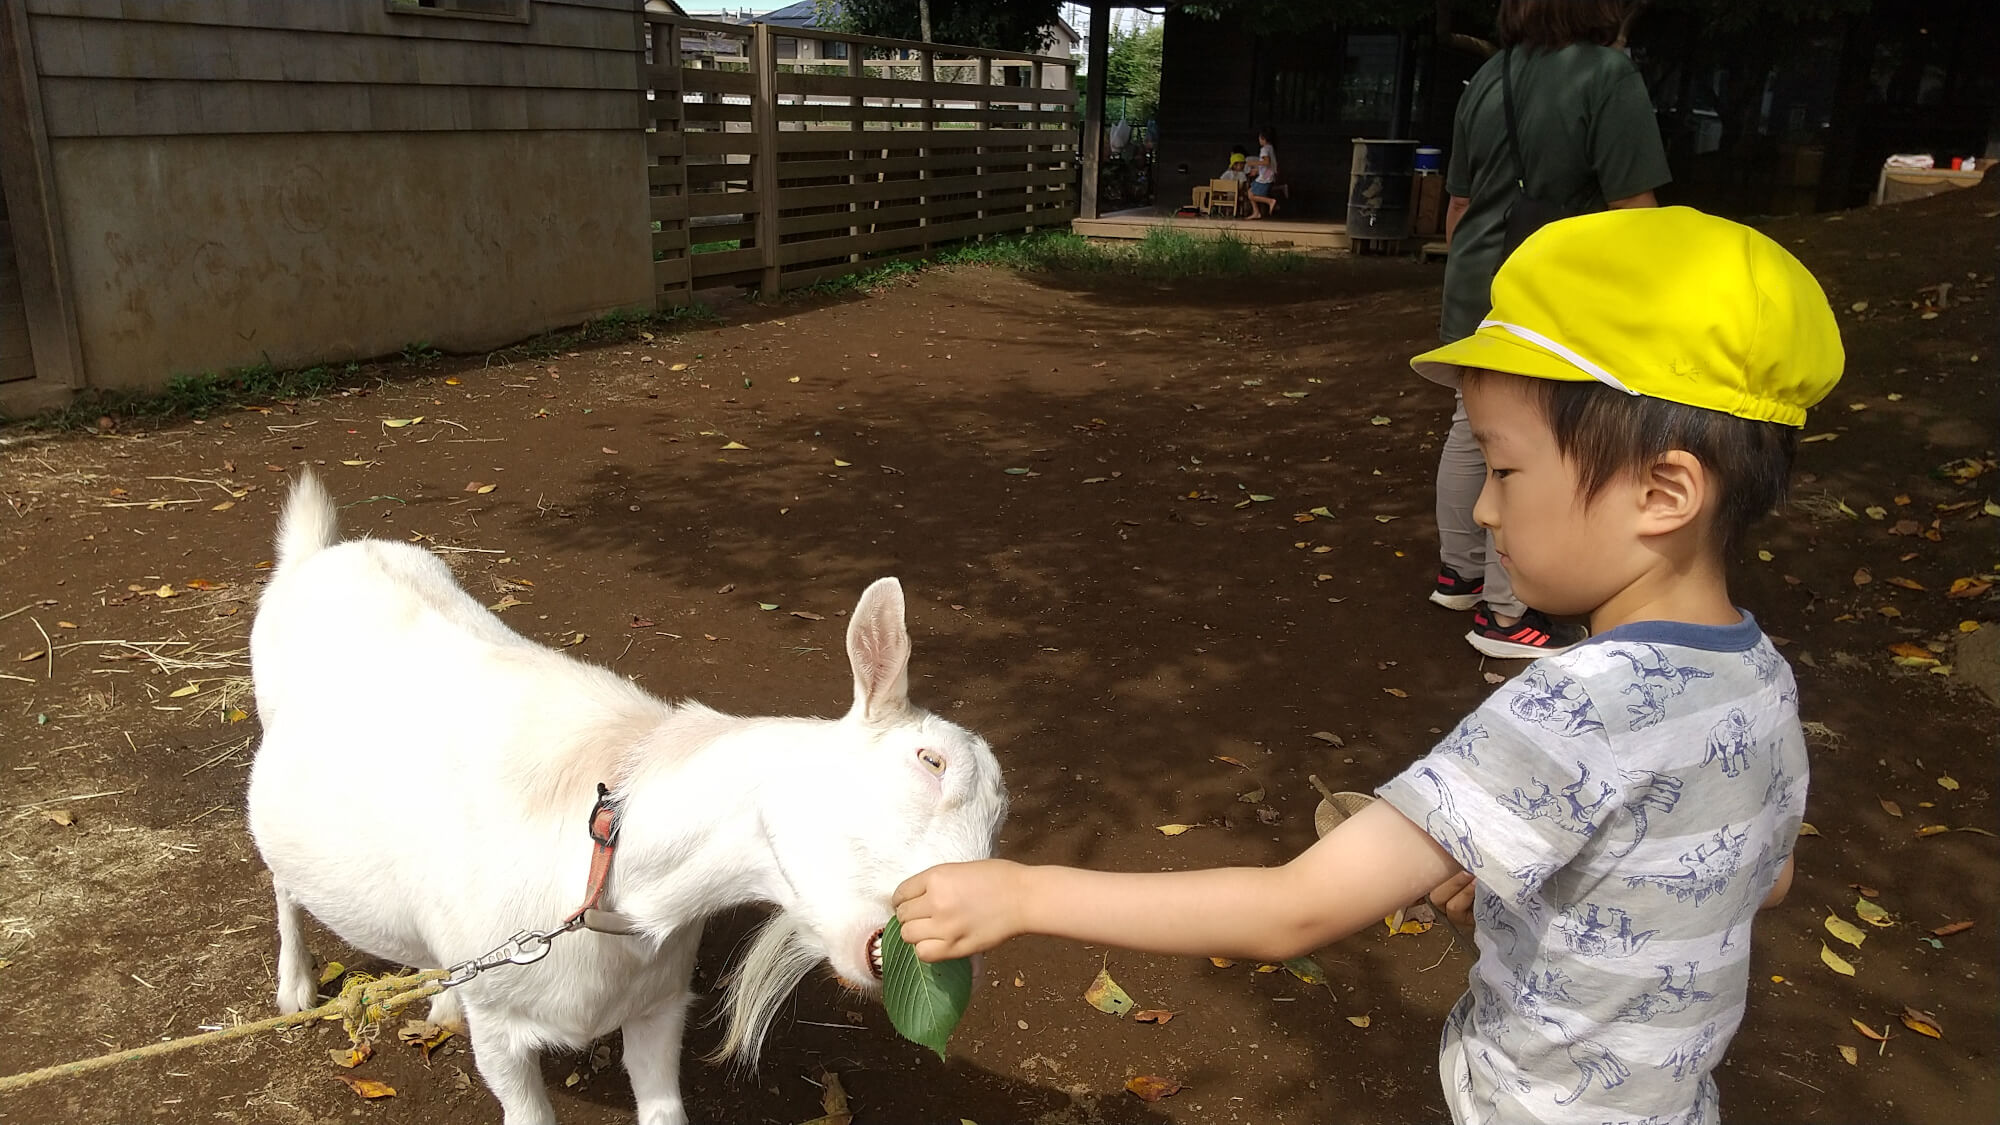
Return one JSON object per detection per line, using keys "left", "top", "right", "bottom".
{"left": 880, "top": 915, "right": 971, "bottom": 1060}
{"left": 1283, "top": 955, "right": 1328, "bottom": 986}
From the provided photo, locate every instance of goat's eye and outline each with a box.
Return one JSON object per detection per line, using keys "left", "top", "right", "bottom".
{"left": 916, "top": 748, "right": 946, "bottom": 775}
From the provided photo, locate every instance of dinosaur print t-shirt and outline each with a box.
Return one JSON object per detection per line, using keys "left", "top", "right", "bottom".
{"left": 1377, "top": 615, "right": 1805, "bottom": 1125}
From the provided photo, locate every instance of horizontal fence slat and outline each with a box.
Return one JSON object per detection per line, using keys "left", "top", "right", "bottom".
{"left": 776, "top": 207, "right": 1069, "bottom": 267}
{"left": 689, "top": 220, "right": 757, "bottom": 245}
{"left": 686, "top": 190, "right": 761, "bottom": 218}
{"left": 653, "top": 227, "right": 690, "bottom": 253}
{"left": 692, "top": 246, "right": 766, "bottom": 278}
{"left": 774, "top": 71, "right": 1072, "bottom": 106}
{"left": 649, "top": 192, "right": 689, "bottom": 221}
{"left": 772, "top": 126, "right": 1073, "bottom": 154}
{"left": 655, "top": 257, "right": 691, "bottom": 286}
{"left": 771, "top": 104, "right": 1076, "bottom": 127}
{"left": 768, "top": 149, "right": 1057, "bottom": 180}
{"left": 680, "top": 68, "right": 757, "bottom": 96}
{"left": 777, "top": 167, "right": 1072, "bottom": 209}
{"left": 648, "top": 13, "right": 1075, "bottom": 69}
{"left": 684, "top": 131, "right": 774, "bottom": 156}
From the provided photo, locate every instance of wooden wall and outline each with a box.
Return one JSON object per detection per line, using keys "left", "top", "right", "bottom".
{"left": 4, "top": 0, "right": 655, "bottom": 401}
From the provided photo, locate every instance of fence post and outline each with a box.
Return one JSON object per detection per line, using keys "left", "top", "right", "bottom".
{"left": 918, "top": 46, "right": 934, "bottom": 253}
{"left": 847, "top": 41, "right": 864, "bottom": 261}
{"left": 974, "top": 55, "right": 989, "bottom": 224}
{"left": 751, "top": 21, "right": 781, "bottom": 297}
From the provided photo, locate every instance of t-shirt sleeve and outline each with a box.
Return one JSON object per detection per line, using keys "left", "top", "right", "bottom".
{"left": 1587, "top": 62, "right": 1671, "bottom": 201}
{"left": 1376, "top": 660, "right": 1624, "bottom": 906}
{"left": 1445, "top": 91, "right": 1475, "bottom": 198}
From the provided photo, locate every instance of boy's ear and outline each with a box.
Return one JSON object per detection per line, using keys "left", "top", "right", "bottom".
{"left": 1633, "top": 450, "right": 1709, "bottom": 538}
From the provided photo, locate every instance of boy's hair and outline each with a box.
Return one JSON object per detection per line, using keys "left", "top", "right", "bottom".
{"left": 1466, "top": 369, "right": 1797, "bottom": 552}
{"left": 1495, "top": 0, "right": 1632, "bottom": 50}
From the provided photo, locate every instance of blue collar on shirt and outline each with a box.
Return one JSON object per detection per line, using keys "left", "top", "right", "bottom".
{"left": 1579, "top": 611, "right": 1764, "bottom": 654}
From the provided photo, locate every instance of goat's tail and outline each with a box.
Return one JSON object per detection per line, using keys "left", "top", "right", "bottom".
{"left": 275, "top": 469, "right": 339, "bottom": 569}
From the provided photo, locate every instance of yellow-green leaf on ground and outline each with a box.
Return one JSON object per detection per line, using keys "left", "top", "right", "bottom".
{"left": 1346, "top": 1014, "right": 1372, "bottom": 1028}
{"left": 721, "top": 441, "right": 749, "bottom": 450}
{"left": 1901, "top": 1007, "right": 1942, "bottom": 1039}
{"left": 380, "top": 417, "right": 423, "bottom": 428}
{"left": 1821, "top": 943, "right": 1857, "bottom": 976}
{"left": 1124, "top": 1075, "right": 1181, "bottom": 1102}
{"left": 1383, "top": 910, "right": 1432, "bottom": 937}
{"left": 1155, "top": 823, "right": 1196, "bottom": 836}
{"left": 335, "top": 1076, "right": 396, "bottom": 1099}
{"left": 1208, "top": 957, "right": 1236, "bottom": 968}
{"left": 1916, "top": 824, "right": 1950, "bottom": 837}
{"left": 1236, "top": 788, "right": 1265, "bottom": 804}
{"left": 1938, "top": 775, "right": 1960, "bottom": 791}
{"left": 1309, "top": 506, "right": 1334, "bottom": 518}
{"left": 318, "top": 961, "right": 346, "bottom": 986}
{"left": 1283, "top": 956, "right": 1328, "bottom": 986}
{"left": 1838, "top": 1045, "right": 1859, "bottom": 1066}
{"left": 328, "top": 1042, "right": 373, "bottom": 1068}
{"left": 1825, "top": 914, "right": 1867, "bottom": 948}
{"left": 168, "top": 684, "right": 200, "bottom": 698}
{"left": 1798, "top": 822, "right": 1822, "bottom": 837}
{"left": 1854, "top": 898, "right": 1892, "bottom": 927}
{"left": 1083, "top": 967, "right": 1134, "bottom": 1017}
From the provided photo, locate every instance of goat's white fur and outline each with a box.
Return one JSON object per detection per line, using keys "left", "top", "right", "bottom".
{"left": 247, "top": 472, "right": 1007, "bottom": 1125}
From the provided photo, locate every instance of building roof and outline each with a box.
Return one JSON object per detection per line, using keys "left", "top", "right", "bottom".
{"left": 758, "top": 1, "right": 824, "bottom": 28}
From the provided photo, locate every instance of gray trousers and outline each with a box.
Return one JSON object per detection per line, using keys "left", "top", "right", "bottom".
{"left": 1435, "top": 390, "right": 1525, "bottom": 618}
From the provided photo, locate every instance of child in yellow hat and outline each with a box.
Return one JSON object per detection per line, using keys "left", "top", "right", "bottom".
{"left": 891, "top": 207, "right": 1840, "bottom": 1125}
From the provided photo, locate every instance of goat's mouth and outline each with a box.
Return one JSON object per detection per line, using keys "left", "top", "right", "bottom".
{"left": 867, "top": 927, "right": 886, "bottom": 980}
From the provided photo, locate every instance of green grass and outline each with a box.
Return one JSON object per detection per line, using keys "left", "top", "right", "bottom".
{"left": 10, "top": 304, "right": 719, "bottom": 431}
{"left": 942, "top": 227, "right": 1305, "bottom": 278}
{"left": 690, "top": 239, "right": 742, "bottom": 254}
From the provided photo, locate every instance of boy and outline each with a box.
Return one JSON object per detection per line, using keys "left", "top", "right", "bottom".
{"left": 893, "top": 207, "right": 1841, "bottom": 1124}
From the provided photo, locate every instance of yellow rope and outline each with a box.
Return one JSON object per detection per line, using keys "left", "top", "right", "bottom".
{"left": 0, "top": 969, "right": 448, "bottom": 1095}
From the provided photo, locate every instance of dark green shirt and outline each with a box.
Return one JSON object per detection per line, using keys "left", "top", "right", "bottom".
{"left": 1440, "top": 44, "right": 1671, "bottom": 342}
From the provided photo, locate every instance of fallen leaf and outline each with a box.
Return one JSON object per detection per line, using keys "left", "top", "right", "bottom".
{"left": 156, "top": 584, "right": 179, "bottom": 598}
{"left": 1852, "top": 1019, "right": 1889, "bottom": 1041}
{"left": 41, "top": 809, "right": 73, "bottom": 827}
{"left": 1209, "top": 957, "right": 1236, "bottom": 968}
{"left": 1947, "top": 577, "right": 1992, "bottom": 599}
{"left": 334, "top": 1076, "right": 396, "bottom": 1099}
{"left": 1800, "top": 432, "right": 1839, "bottom": 444}
{"left": 720, "top": 441, "right": 749, "bottom": 450}
{"left": 1346, "top": 1014, "right": 1372, "bottom": 1028}
{"left": 560, "top": 632, "right": 587, "bottom": 647}
{"left": 1383, "top": 687, "right": 1408, "bottom": 698}
{"left": 491, "top": 594, "right": 525, "bottom": 612}
{"left": 1283, "top": 956, "right": 1328, "bottom": 985}
{"left": 328, "top": 1042, "right": 374, "bottom": 1068}
{"left": 1282, "top": 391, "right": 1309, "bottom": 398}
{"left": 381, "top": 417, "right": 423, "bottom": 428}
{"left": 225, "top": 707, "right": 249, "bottom": 723}
{"left": 1236, "top": 788, "right": 1265, "bottom": 804}
{"left": 669, "top": 362, "right": 688, "bottom": 371}
{"left": 1901, "top": 1007, "right": 1942, "bottom": 1039}
{"left": 1864, "top": 505, "right": 1887, "bottom": 520}
{"left": 1155, "top": 824, "right": 1197, "bottom": 836}
{"left": 1483, "top": 671, "right": 1505, "bottom": 684}
{"left": 168, "top": 684, "right": 200, "bottom": 698}
{"left": 1825, "top": 914, "right": 1867, "bottom": 948}
{"left": 1373, "top": 514, "right": 1398, "bottom": 523}
{"left": 790, "top": 610, "right": 825, "bottom": 621}
{"left": 1879, "top": 798, "right": 1903, "bottom": 818}
{"left": 1850, "top": 300, "right": 1868, "bottom": 312}
{"left": 396, "top": 1020, "right": 455, "bottom": 1062}
{"left": 212, "top": 500, "right": 236, "bottom": 511}
{"left": 444, "top": 377, "right": 461, "bottom": 385}
{"left": 1132, "top": 1009, "right": 1175, "bottom": 1024}
{"left": 601, "top": 447, "right": 618, "bottom": 455}
{"left": 1937, "top": 775, "right": 1960, "bottom": 791}
{"left": 1003, "top": 467, "right": 1032, "bottom": 476}
{"left": 1915, "top": 824, "right": 1950, "bottom": 837}
{"left": 834, "top": 459, "right": 853, "bottom": 467}
{"left": 1820, "top": 943, "right": 1857, "bottom": 976}
{"left": 1852, "top": 567, "right": 1874, "bottom": 586}
{"left": 1215, "top": 755, "right": 1248, "bottom": 768}
{"left": 1838, "top": 1045, "right": 1859, "bottom": 1066}
{"left": 1310, "top": 731, "right": 1345, "bottom": 747}
{"left": 1887, "top": 643, "right": 1938, "bottom": 667}
{"left": 1124, "top": 1075, "right": 1181, "bottom": 1102}
{"left": 318, "top": 961, "right": 346, "bottom": 985}
{"left": 1931, "top": 921, "right": 1973, "bottom": 937}
{"left": 1854, "top": 898, "right": 1892, "bottom": 927}
{"left": 1255, "top": 963, "right": 1281, "bottom": 973}
{"left": 1885, "top": 576, "right": 1926, "bottom": 591}
{"left": 758, "top": 602, "right": 779, "bottom": 611}
{"left": 1383, "top": 911, "right": 1432, "bottom": 937}
{"left": 16, "top": 649, "right": 45, "bottom": 662}
{"left": 1797, "top": 822, "right": 1822, "bottom": 836}
{"left": 1368, "top": 415, "right": 1391, "bottom": 426}
{"left": 1757, "top": 550, "right": 1774, "bottom": 562}
{"left": 1084, "top": 967, "right": 1135, "bottom": 1017}
{"left": 1249, "top": 494, "right": 1275, "bottom": 502}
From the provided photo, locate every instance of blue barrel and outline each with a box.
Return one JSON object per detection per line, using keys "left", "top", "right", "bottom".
{"left": 1414, "top": 146, "right": 1443, "bottom": 172}
{"left": 1347, "top": 139, "right": 1420, "bottom": 241}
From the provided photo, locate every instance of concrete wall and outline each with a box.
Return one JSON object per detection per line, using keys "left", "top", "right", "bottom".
{"left": 53, "top": 129, "right": 649, "bottom": 388}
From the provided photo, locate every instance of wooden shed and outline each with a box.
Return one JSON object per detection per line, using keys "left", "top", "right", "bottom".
{"left": 0, "top": 0, "right": 655, "bottom": 414}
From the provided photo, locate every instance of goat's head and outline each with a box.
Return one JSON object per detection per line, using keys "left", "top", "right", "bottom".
{"left": 715, "top": 576, "right": 1006, "bottom": 1064}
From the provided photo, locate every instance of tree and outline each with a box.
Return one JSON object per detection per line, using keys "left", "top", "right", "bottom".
{"left": 823, "top": 0, "right": 1063, "bottom": 53}
{"left": 1101, "top": 23, "right": 1165, "bottom": 125}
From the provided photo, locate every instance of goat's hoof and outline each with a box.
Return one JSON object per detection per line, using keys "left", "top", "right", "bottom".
{"left": 275, "top": 976, "right": 316, "bottom": 1014}
{"left": 429, "top": 989, "right": 468, "bottom": 1036}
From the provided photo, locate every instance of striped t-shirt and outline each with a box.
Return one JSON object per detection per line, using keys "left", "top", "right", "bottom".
{"left": 1378, "top": 615, "right": 1805, "bottom": 1125}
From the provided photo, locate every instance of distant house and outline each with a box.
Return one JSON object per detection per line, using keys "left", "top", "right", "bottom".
{"left": 747, "top": 2, "right": 1076, "bottom": 80}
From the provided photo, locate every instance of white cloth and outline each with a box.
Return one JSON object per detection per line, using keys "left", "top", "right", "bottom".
{"left": 1378, "top": 614, "right": 1805, "bottom": 1125}
{"left": 1256, "top": 143, "right": 1277, "bottom": 184}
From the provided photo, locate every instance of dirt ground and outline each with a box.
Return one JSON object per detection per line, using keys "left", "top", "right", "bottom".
{"left": 3, "top": 181, "right": 1995, "bottom": 1125}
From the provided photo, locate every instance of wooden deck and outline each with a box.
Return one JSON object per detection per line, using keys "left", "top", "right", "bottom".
{"left": 1071, "top": 207, "right": 1350, "bottom": 250}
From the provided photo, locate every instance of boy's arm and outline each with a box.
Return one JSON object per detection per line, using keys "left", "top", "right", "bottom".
{"left": 893, "top": 800, "right": 1462, "bottom": 963}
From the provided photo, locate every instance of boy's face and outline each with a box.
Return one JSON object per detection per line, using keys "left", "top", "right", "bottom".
{"left": 1463, "top": 371, "right": 1637, "bottom": 618}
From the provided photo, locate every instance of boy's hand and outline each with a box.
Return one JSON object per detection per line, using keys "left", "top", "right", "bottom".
{"left": 893, "top": 859, "right": 1029, "bottom": 962}
{"left": 1429, "top": 871, "right": 1475, "bottom": 930}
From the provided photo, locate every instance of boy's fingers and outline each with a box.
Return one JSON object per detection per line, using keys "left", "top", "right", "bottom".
{"left": 891, "top": 870, "right": 931, "bottom": 908}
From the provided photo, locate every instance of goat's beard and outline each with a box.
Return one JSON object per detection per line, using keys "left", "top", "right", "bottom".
{"left": 709, "top": 910, "right": 821, "bottom": 1069}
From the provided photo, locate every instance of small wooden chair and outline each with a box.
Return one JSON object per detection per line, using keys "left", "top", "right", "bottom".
{"left": 1204, "top": 178, "right": 1242, "bottom": 218}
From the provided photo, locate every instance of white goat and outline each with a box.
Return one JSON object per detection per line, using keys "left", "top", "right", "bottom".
{"left": 246, "top": 472, "right": 1007, "bottom": 1125}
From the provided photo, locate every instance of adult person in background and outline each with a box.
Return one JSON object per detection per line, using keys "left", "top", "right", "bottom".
{"left": 1246, "top": 126, "right": 1281, "bottom": 218}
{"left": 1429, "top": 0, "right": 1669, "bottom": 658}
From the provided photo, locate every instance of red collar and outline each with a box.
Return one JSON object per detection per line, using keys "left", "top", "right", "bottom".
{"left": 564, "top": 783, "right": 636, "bottom": 935}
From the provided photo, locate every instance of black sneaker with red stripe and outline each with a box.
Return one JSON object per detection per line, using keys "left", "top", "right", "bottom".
{"left": 1466, "top": 605, "right": 1586, "bottom": 659}
{"left": 1428, "top": 564, "right": 1485, "bottom": 611}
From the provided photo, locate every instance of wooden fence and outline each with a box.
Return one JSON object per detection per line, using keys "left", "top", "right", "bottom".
{"left": 642, "top": 14, "right": 1078, "bottom": 306}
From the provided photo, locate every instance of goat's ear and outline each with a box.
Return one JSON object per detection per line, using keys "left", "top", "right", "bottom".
{"left": 846, "top": 577, "right": 911, "bottom": 723}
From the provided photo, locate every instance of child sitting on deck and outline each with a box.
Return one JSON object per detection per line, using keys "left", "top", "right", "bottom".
{"left": 895, "top": 207, "right": 1842, "bottom": 1124}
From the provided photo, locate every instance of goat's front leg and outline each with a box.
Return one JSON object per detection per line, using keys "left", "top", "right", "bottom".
{"left": 468, "top": 1010, "right": 557, "bottom": 1125}
{"left": 270, "top": 879, "right": 318, "bottom": 1014}
{"left": 623, "top": 926, "right": 701, "bottom": 1125}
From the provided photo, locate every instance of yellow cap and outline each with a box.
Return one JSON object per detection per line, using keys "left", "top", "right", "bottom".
{"left": 1412, "top": 207, "right": 1843, "bottom": 427}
